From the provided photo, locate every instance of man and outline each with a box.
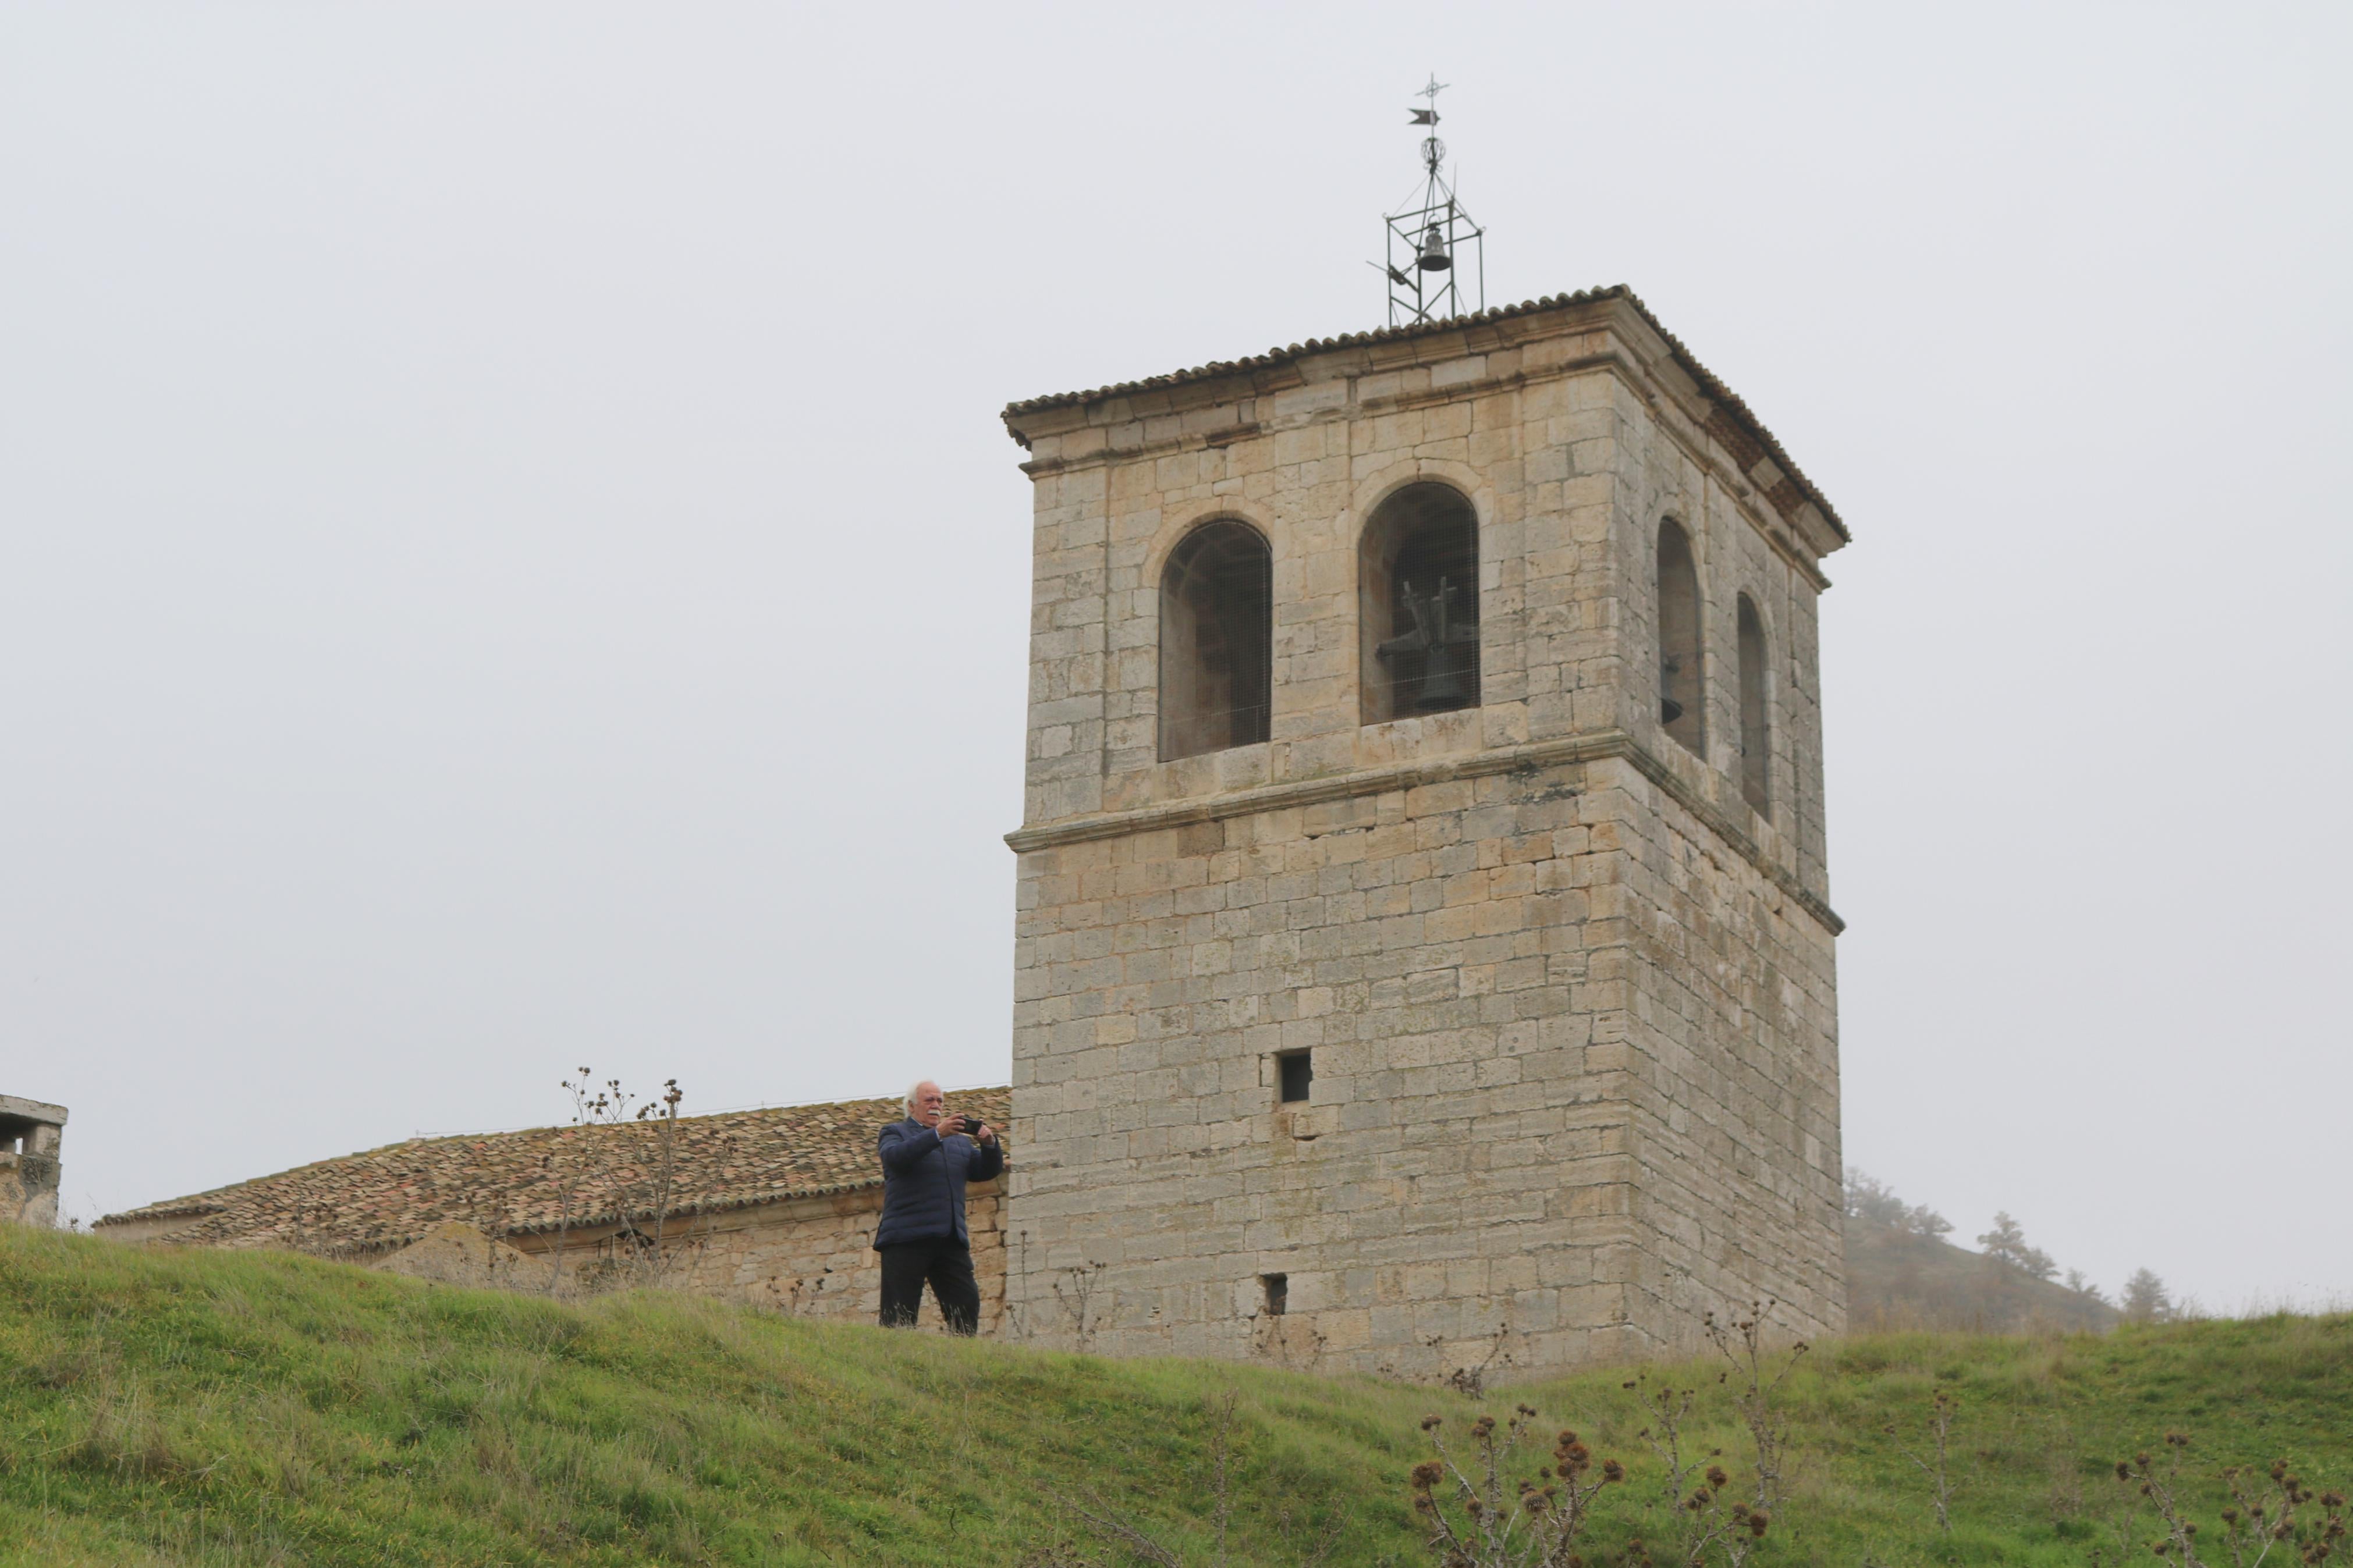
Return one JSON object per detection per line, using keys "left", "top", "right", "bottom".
{"left": 874, "top": 1080, "right": 1004, "bottom": 1333}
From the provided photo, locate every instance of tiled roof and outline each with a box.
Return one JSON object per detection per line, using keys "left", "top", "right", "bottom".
{"left": 94, "top": 1087, "right": 1012, "bottom": 1257}
{"left": 1001, "top": 285, "right": 1848, "bottom": 544}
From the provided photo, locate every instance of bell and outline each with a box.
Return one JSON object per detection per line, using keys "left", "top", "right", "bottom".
{"left": 1417, "top": 651, "right": 1470, "bottom": 709}
{"left": 1417, "top": 222, "right": 1452, "bottom": 272}
{"left": 1660, "top": 694, "right": 1684, "bottom": 725}
{"left": 1659, "top": 656, "right": 1683, "bottom": 725}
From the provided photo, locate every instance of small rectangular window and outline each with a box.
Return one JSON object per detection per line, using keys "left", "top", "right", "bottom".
{"left": 1261, "top": 1273, "right": 1288, "bottom": 1316}
{"left": 1277, "top": 1051, "right": 1312, "bottom": 1104}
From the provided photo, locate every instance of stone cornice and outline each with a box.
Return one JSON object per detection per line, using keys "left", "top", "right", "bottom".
{"left": 1014, "top": 342, "right": 1835, "bottom": 594}
{"left": 1003, "top": 729, "right": 1844, "bottom": 936}
{"left": 1003, "top": 287, "right": 1848, "bottom": 549}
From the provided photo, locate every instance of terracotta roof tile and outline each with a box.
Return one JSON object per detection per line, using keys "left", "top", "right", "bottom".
{"left": 95, "top": 1087, "right": 1012, "bottom": 1257}
{"left": 1001, "top": 284, "right": 1847, "bottom": 545}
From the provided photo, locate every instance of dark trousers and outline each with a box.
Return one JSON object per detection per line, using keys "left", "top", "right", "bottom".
{"left": 877, "top": 1238, "right": 980, "bottom": 1334}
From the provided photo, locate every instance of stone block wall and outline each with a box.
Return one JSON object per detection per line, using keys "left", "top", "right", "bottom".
{"left": 1000, "top": 292, "right": 1848, "bottom": 1377}
{"left": 498, "top": 1184, "right": 1010, "bottom": 1335}
{"left": 1609, "top": 755, "right": 1843, "bottom": 1342}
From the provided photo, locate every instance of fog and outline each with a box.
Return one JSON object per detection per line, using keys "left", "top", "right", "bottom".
{"left": 3, "top": 2, "right": 2345, "bottom": 1307}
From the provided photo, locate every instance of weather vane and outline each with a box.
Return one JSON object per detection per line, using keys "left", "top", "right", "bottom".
{"left": 1371, "top": 73, "right": 1485, "bottom": 327}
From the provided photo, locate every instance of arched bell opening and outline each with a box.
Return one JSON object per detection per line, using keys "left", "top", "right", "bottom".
{"left": 1736, "top": 593, "right": 1770, "bottom": 813}
{"left": 1656, "top": 520, "right": 1704, "bottom": 757}
{"left": 1158, "top": 520, "right": 1273, "bottom": 762}
{"left": 1358, "top": 482, "right": 1481, "bottom": 725}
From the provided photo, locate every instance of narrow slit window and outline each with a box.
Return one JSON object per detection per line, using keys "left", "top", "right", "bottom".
{"left": 1736, "top": 594, "right": 1770, "bottom": 813}
{"left": 1656, "top": 520, "right": 1704, "bottom": 757}
{"left": 1277, "top": 1050, "right": 1313, "bottom": 1104}
{"left": 1261, "top": 1273, "right": 1289, "bottom": 1316}
{"left": 1159, "top": 520, "right": 1273, "bottom": 761}
{"left": 1360, "top": 482, "right": 1480, "bottom": 724}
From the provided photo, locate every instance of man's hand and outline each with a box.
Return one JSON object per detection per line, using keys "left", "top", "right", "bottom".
{"left": 936, "top": 1113, "right": 970, "bottom": 1139}
{"left": 970, "top": 1121, "right": 996, "bottom": 1146}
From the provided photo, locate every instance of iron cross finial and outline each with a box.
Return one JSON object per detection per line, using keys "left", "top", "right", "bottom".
{"left": 1411, "top": 73, "right": 1450, "bottom": 126}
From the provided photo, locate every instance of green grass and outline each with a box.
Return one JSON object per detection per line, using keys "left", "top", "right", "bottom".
{"left": 1, "top": 1226, "right": 2347, "bottom": 1566}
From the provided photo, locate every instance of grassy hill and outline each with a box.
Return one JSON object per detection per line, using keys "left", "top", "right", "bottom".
{"left": 1846, "top": 1217, "right": 2121, "bottom": 1334}
{"left": 2, "top": 1226, "right": 2347, "bottom": 1567}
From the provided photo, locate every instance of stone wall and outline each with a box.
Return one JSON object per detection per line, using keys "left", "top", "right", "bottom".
{"left": 1000, "top": 292, "right": 1847, "bottom": 1377}
{"left": 498, "top": 1183, "right": 1010, "bottom": 1335}
{"left": 1609, "top": 755, "right": 1843, "bottom": 1342}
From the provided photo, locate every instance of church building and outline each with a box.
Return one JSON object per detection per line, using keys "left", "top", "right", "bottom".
{"left": 99, "top": 282, "right": 1853, "bottom": 1386}
{"left": 998, "top": 285, "right": 1849, "bottom": 1376}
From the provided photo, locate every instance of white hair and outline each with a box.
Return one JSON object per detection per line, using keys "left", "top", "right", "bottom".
{"left": 904, "top": 1079, "right": 939, "bottom": 1115}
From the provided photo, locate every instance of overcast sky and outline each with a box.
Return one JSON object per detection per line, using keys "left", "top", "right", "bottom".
{"left": 4, "top": 2, "right": 2346, "bottom": 1310}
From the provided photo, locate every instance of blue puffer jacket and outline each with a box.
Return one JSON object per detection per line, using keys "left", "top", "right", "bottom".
{"left": 874, "top": 1118, "right": 1006, "bottom": 1249}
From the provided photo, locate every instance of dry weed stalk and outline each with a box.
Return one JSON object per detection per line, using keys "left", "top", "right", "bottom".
{"left": 544, "top": 1068, "right": 688, "bottom": 1294}
{"left": 1624, "top": 1373, "right": 1701, "bottom": 1517}
{"left": 1886, "top": 1388, "right": 1957, "bottom": 1533}
{"left": 1702, "top": 1300, "right": 1808, "bottom": 1513}
{"left": 1051, "top": 1260, "right": 1108, "bottom": 1352}
{"left": 1445, "top": 1314, "right": 1518, "bottom": 1399}
{"left": 1407, "top": 1404, "right": 1627, "bottom": 1567}
{"left": 1663, "top": 1462, "right": 1774, "bottom": 1568}
{"left": 2113, "top": 1434, "right": 2346, "bottom": 1567}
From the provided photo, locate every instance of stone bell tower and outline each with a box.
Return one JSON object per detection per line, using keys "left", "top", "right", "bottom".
{"left": 999, "top": 286, "right": 1848, "bottom": 1377}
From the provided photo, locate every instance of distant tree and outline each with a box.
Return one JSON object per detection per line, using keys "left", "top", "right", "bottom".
{"left": 2064, "top": 1268, "right": 2110, "bottom": 1304}
{"left": 1975, "top": 1211, "right": 2058, "bottom": 1280}
{"left": 1845, "top": 1168, "right": 1908, "bottom": 1227}
{"left": 1909, "top": 1204, "right": 1954, "bottom": 1240}
{"left": 2121, "top": 1268, "right": 2174, "bottom": 1322}
{"left": 1844, "top": 1168, "right": 1954, "bottom": 1239}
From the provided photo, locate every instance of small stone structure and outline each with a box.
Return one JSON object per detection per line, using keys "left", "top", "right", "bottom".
{"left": 1, "top": 1094, "right": 69, "bottom": 1228}
{"left": 998, "top": 286, "right": 1849, "bottom": 1377}
{"left": 98, "top": 1090, "right": 1012, "bottom": 1333}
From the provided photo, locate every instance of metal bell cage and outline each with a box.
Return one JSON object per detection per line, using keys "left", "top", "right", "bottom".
{"left": 1379, "top": 152, "right": 1486, "bottom": 326}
